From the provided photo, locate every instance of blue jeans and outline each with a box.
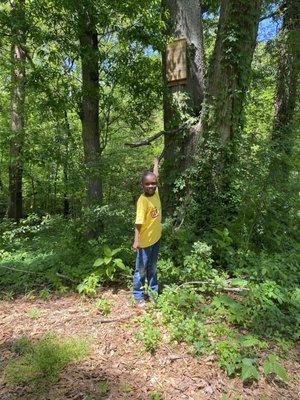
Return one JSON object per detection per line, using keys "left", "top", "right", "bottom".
{"left": 133, "top": 240, "right": 160, "bottom": 301}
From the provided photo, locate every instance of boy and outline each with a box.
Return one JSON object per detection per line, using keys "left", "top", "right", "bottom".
{"left": 132, "top": 157, "right": 162, "bottom": 308}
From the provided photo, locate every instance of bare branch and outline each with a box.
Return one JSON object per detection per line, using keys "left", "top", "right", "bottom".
{"left": 125, "top": 121, "right": 190, "bottom": 148}
{"left": 260, "top": 10, "right": 279, "bottom": 22}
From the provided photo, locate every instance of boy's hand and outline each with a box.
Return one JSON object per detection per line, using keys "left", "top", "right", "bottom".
{"left": 153, "top": 156, "right": 159, "bottom": 178}
{"left": 132, "top": 241, "right": 140, "bottom": 252}
{"left": 153, "top": 156, "right": 159, "bottom": 166}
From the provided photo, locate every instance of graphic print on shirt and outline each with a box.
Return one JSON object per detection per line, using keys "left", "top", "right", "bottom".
{"left": 150, "top": 206, "right": 159, "bottom": 219}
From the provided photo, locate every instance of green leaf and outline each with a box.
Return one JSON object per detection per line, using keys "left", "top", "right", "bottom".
{"left": 273, "top": 363, "right": 288, "bottom": 382}
{"left": 241, "top": 359, "right": 259, "bottom": 382}
{"left": 103, "top": 245, "right": 112, "bottom": 258}
{"left": 106, "top": 265, "right": 115, "bottom": 280}
{"left": 93, "top": 257, "right": 104, "bottom": 267}
{"left": 113, "top": 258, "right": 126, "bottom": 269}
{"left": 263, "top": 360, "right": 271, "bottom": 375}
{"left": 263, "top": 354, "right": 288, "bottom": 382}
{"left": 104, "top": 256, "right": 112, "bottom": 265}
{"left": 111, "top": 248, "right": 121, "bottom": 256}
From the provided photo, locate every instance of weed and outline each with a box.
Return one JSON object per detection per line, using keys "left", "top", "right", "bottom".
{"left": 120, "top": 382, "right": 132, "bottom": 393}
{"left": 263, "top": 354, "right": 288, "bottom": 382}
{"left": 136, "top": 315, "right": 161, "bottom": 354}
{"left": 95, "top": 298, "right": 111, "bottom": 315}
{"left": 148, "top": 390, "right": 163, "bottom": 400}
{"left": 98, "top": 379, "right": 109, "bottom": 396}
{"left": 39, "top": 288, "right": 51, "bottom": 299}
{"left": 2, "top": 291, "right": 14, "bottom": 301}
{"left": 26, "top": 308, "right": 41, "bottom": 319}
{"left": 24, "top": 290, "right": 36, "bottom": 300}
{"left": 11, "top": 336, "right": 33, "bottom": 355}
{"left": 5, "top": 332, "right": 90, "bottom": 387}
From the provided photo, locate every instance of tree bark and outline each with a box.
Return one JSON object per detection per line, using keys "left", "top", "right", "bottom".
{"left": 161, "top": 0, "right": 205, "bottom": 213}
{"left": 78, "top": 5, "right": 103, "bottom": 209}
{"left": 7, "top": 0, "right": 26, "bottom": 221}
{"left": 207, "top": 0, "right": 262, "bottom": 144}
{"left": 200, "top": 0, "right": 262, "bottom": 211}
{"left": 271, "top": 0, "right": 300, "bottom": 178}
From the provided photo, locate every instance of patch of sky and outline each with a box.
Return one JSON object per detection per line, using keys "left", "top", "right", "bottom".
{"left": 258, "top": 16, "right": 282, "bottom": 42}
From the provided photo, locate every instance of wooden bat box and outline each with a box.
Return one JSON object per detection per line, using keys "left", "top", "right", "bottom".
{"left": 166, "top": 38, "right": 187, "bottom": 86}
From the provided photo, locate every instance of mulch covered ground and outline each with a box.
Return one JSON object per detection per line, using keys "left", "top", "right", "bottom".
{"left": 0, "top": 289, "right": 299, "bottom": 400}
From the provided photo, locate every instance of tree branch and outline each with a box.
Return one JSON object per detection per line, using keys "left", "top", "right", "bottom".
{"left": 259, "top": 10, "right": 279, "bottom": 22}
{"left": 125, "top": 121, "right": 190, "bottom": 148}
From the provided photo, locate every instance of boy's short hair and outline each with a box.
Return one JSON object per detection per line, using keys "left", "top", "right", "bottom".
{"left": 141, "top": 171, "right": 156, "bottom": 184}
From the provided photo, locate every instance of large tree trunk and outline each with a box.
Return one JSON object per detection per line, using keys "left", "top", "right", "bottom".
{"left": 259, "top": 0, "right": 300, "bottom": 242}
{"left": 201, "top": 0, "right": 261, "bottom": 211}
{"left": 270, "top": 0, "right": 300, "bottom": 180}
{"left": 78, "top": 5, "right": 103, "bottom": 210}
{"left": 7, "top": 0, "right": 26, "bottom": 221}
{"left": 207, "top": 0, "right": 261, "bottom": 144}
{"left": 161, "top": 0, "right": 205, "bottom": 213}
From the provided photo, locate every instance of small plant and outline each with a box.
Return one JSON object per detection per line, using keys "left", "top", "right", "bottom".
{"left": 93, "top": 245, "right": 130, "bottom": 281}
{"left": 39, "top": 288, "right": 51, "bottom": 300}
{"left": 149, "top": 390, "right": 163, "bottom": 400}
{"left": 136, "top": 315, "right": 161, "bottom": 354}
{"left": 77, "top": 273, "right": 100, "bottom": 296}
{"left": 77, "top": 246, "right": 129, "bottom": 295}
{"left": 5, "top": 332, "right": 90, "bottom": 386}
{"left": 26, "top": 308, "right": 41, "bottom": 319}
{"left": 2, "top": 291, "right": 14, "bottom": 301}
{"left": 24, "top": 290, "right": 36, "bottom": 300}
{"left": 120, "top": 382, "right": 132, "bottom": 393}
{"left": 95, "top": 298, "right": 111, "bottom": 315}
{"left": 11, "top": 336, "right": 33, "bottom": 355}
{"left": 263, "top": 354, "right": 288, "bottom": 382}
{"left": 98, "top": 379, "right": 109, "bottom": 396}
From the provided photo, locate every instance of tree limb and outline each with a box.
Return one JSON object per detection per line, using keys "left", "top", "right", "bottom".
{"left": 259, "top": 10, "right": 279, "bottom": 22}
{"left": 125, "top": 121, "right": 190, "bottom": 148}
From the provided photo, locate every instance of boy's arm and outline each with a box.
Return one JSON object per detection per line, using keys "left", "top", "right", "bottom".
{"left": 153, "top": 157, "right": 159, "bottom": 179}
{"left": 132, "top": 224, "right": 142, "bottom": 251}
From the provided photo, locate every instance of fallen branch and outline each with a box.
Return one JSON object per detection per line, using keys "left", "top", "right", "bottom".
{"left": 98, "top": 313, "right": 135, "bottom": 323}
{"left": 0, "top": 265, "right": 76, "bottom": 282}
{"left": 176, "top": 280, "right": 249, "bottom": 292}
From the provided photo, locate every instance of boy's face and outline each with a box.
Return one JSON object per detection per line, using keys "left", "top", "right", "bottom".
{"left": 142, "top": 174, "right": 157, "bottom": 196}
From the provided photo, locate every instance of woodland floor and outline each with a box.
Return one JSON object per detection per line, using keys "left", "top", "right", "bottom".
{"left": 0, "top": 289, "right": 299, "bottom": 400}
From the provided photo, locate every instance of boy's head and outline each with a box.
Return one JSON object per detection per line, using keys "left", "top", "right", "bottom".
{"left": 141, "top": 172, "right": 157, "bottom": 196}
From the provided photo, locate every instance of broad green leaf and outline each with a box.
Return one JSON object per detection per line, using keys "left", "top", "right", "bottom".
{"left": 93, "top": 257, "right": 104, "bottom": 267}
{"left": 111, "top": 248, "right": 121, "bottom": 256}
{"left": 104, "top": 256, "right": 112, "bottom": 265}
{"left": 114, "top": 258, "right": 126, "bottom": 269}
{"left": 103, "top": 245, "right": 112, "bottom": 258}
{"left": 241, "top": 359, "right": 259, "bottom": 381}
{"left": 263, "top": 360, "right": 271, "bottom": 375}
{"left": 273, "top": 363, "right": 288, "bottom": 382}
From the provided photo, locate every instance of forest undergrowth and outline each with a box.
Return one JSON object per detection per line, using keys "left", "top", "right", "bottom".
{"left": 0, "top": 213, "right": 298, "bottom": 393}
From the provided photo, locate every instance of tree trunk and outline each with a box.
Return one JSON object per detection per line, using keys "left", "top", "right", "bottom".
{"left": 62, "top": 111, "right": 71, "bottom": 217}
{"left": 270, "top": 0, "right": 300, "bottom": 181}
{"left": 78, "top": 5, "right": 102, "bottom": 209}
{"left": 201, "top": 0, "right": 261, "bottom": 210}
{"left": 207, "top": 0, "right": 262, "bottom": 144}
{"left": 161, "top": 0, "right": 205, "bottom": 213}
{"left": 259, "top": 0, "right": 300, "bottom": 243}
{"left": 7, "top": 0, "right": 26, "bottom": 221}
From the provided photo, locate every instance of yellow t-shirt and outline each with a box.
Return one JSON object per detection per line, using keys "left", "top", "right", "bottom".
{"left": 135, "top": 189, "right": 162, "bottom": 248}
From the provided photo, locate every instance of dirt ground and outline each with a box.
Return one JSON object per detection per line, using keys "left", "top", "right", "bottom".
{"left": 0, "top": 289, "right": 299, "bottom": 400}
